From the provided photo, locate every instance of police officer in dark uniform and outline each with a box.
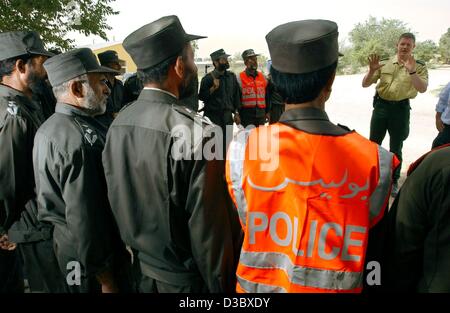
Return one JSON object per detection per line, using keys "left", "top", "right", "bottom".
{"left": 96, "top": 50, "right": 125, "bottom": 127}
{"left": 385, "top": 145, "right": 450, "bottom": 292}
{"left": 265, "top": 60, "right": 285, "bottom": 124}
{"left": 34, "top": 48, "right": 134, "bottom": 293}
{"left": 122, "top": 73, "right": 143, "bottom": 105}
{"left": 199, "top": 48, "right": 241, "bottom": 151}
{"left": 103, "top": 15, "right": 242, "bottom": 293}
{"left": 0, "top": 31, "right": 66, "bottom": 293}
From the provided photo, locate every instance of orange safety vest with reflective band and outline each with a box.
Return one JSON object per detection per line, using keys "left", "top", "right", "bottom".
{"left": 225, "top": 124, "right": 398, "bottom": 293}
{"left": 239, "top": 71, "right": 267, "bottom": 109}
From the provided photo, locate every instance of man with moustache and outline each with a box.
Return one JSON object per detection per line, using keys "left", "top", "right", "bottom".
{"left": 199, "top": 48, "right": 241, "bottom": 152}
{"left": 237, "top": 49, "right": 270, "bottom": 128}
{"left": 362, "top": 33, "right": 428, "bottom": 197}
{"left": 102, "top": 16, "right": 242, "bottom": 293}
{"left": 33, "top": 48, "right": 134, "bottom": 293}
{"left": 0, "top": 31, "right": 66, "bottom": 293}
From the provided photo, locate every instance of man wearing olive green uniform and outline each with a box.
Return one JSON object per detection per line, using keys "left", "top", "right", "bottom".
{"left": 362, "top": 33, "right": 428, "bottom": 196}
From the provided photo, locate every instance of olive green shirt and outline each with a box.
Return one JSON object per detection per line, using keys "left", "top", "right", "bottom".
{"left": 370, "top": 55, "right": 428, "bottom": 101}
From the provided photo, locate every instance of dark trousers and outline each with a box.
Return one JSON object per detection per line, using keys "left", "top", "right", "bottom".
{"left": 54, "top": 241, "right": 137, "bottom": 293}
{"left": 239, "top": 108, "right": 267, "bottom": 128}
{"left": 240, "top": 115, "right": 266, "bottom": 128}
{"left": 0, "top": 249, "right": 24, "bottom": 293}
{"left": 204, "top": 110, "right": 234, "bottom": 157}
{"left": 139, "top": 274, "right": 208, "bottom": 293}
{"left": 432, "top": 124, "right": 450, "bottom": 149}
{"left": 370, "top": 95, "right": 410, "bottom": 182}
{"left": 270, "top": 104, "right": 285, "bottom": 125}
{"left": 54, "top": 246, "right": 100, "bottom": 293}
{"left": 19, "top": 239, "right": 67, "bottom": 293}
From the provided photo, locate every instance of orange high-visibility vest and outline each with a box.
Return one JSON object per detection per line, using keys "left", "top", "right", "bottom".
{"left": 225, "top": 124, "right": 398, "bottom": 293}
{"left": 239, "top": 71, "right": 267, "bottom": 109}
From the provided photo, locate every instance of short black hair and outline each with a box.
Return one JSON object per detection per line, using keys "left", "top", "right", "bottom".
{"left": 270, "top": 62, "right": 337, "bottom": 104}
{"left": 0, "top": 54, "right": 32, "bottom": 80}
{"left": 137, "top": 44, "right": 189, "bottom": 85}
{"left": 399, "top": 32, "right": 416, "bottom": 43}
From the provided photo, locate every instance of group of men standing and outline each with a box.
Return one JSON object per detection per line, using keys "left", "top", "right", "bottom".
{"left": 199, "top": 47, "right": 284, "bottom": 153}
{"left": 0, "top": 32, "right": 139, "bottom": 293}
{"left": 1, "top": 13, "right": 449, "bottom": 294}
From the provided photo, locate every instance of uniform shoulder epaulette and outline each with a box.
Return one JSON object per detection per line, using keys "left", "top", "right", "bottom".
{"left": 416, "top": 60, "right": 426, "bottom": 66}
{"left": 6, "top": 100, "right": 20, "bottom": 116}
{"left": 337, "top": 123, "right": 352, "bottom": 132}
{"left": 74, "top": 118, "right": 99, "bottom": 147}
{"left": 172, "top": 105, "right": 213, "bottom": 126}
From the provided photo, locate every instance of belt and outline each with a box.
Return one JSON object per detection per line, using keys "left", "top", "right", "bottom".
{"left": 374, "top": 93, "right": 410, "bottom": 105}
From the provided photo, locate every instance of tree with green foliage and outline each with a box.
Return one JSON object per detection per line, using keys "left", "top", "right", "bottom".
{"left": 349, "top": 16, "right": 411, "bottom": 67}
{"left": 414, "top": 40, "right": 438, "bottom": 63}
{"left": 439, "top": 28, "right": 450, "bottom": 64}
{"left": 0, "top": 0, "right": 118, "bottom": 50}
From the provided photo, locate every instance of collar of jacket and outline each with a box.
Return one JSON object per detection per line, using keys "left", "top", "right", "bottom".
{"left": 56, "top": 102, "right": 92, "bottom": 117}
{"left": 0, "top": 83, "right": 41, "bottom": 112}
{"left": 212, "top": 69, "right": 228, "bottom": 77}
{"left": 138, "top": 88, "right": 179, "bottom": 105}
{"left": 279, "top": 107, "right": 352, "bottom": 136}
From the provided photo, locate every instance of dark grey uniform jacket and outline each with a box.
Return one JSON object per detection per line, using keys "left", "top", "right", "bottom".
{"left": 0, "top": 84, "right": 48, "bottom": 239}
{"left": 385, "top": 146, "right": 450, "bottom": 292}
{"left": 33, "top": 103, "right": 124, "bottom": 277}
{"left": 102, "top": 89, "right": 242, "bottom": 293}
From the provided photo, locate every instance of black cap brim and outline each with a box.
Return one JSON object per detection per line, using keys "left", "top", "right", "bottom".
{"left": 28, "top": 49, "right": 55, "bottom": 58}
{"left": 87, "top": 66, "right": 120, "bottom": 76}
{"left": 186, "top": 33, "right": 207, "bottom": 41}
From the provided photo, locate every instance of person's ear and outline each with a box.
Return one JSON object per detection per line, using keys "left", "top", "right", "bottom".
{"left": 70, "top": 80, "right": 85, "bottom": 98}
{"left": 325, "top": 70, "right": 336, "bottom": 92}
{"left": 174, "top": 56, "right": 185, "bottom": 79}
{"left": 15, "top": 59, "right": 28, "bottom": 74}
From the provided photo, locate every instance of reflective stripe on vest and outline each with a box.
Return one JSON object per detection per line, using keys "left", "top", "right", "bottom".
{"left": 240, "top": 71, "right": 267, "bottom": 109}
{"left": 238, "top": 251, "right": 363, "bottom": 291}
{"left": 226, "top": 128, "right": 252, "bottom": 227}
{"left": 237, "top": 275, "right": 288, "bottom": 293}
{"left": 369, "top": 145, "right": 395, "bottom": 227}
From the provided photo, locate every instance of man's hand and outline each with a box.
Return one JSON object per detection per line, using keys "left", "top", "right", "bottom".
{"left": 234, "top": 113, "right": 241, "bottom": 125}
{"left": 210, "top": 78, "right": 220, "bottom": 94}
{"left": 362, "top": 54, "right": 384, "bottom": 88}
{"left": 400, "top": 55, "right": 417, "bottom": 73}
{"left": 0, "top": 234, "right": 17, "bottom": 251}
{"left": 368, "top": 54, "right": 385, "bottom": 72}
{"left": 436, "top": 113, "right": 445, "bottom": 132}
{"left": 96, "top": 270, "right": 118, "bottom": 293}
{"left": 101, "top": 283, "right": 119, "bottom": 293}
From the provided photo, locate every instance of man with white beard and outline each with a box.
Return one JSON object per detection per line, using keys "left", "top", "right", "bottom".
{"left": 33, "top": 48, "right": 134, "bottom": 293}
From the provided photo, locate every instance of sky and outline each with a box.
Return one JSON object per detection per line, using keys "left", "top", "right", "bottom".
{"left": 74, "top": 0, "right": 450, "bottom": 58}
